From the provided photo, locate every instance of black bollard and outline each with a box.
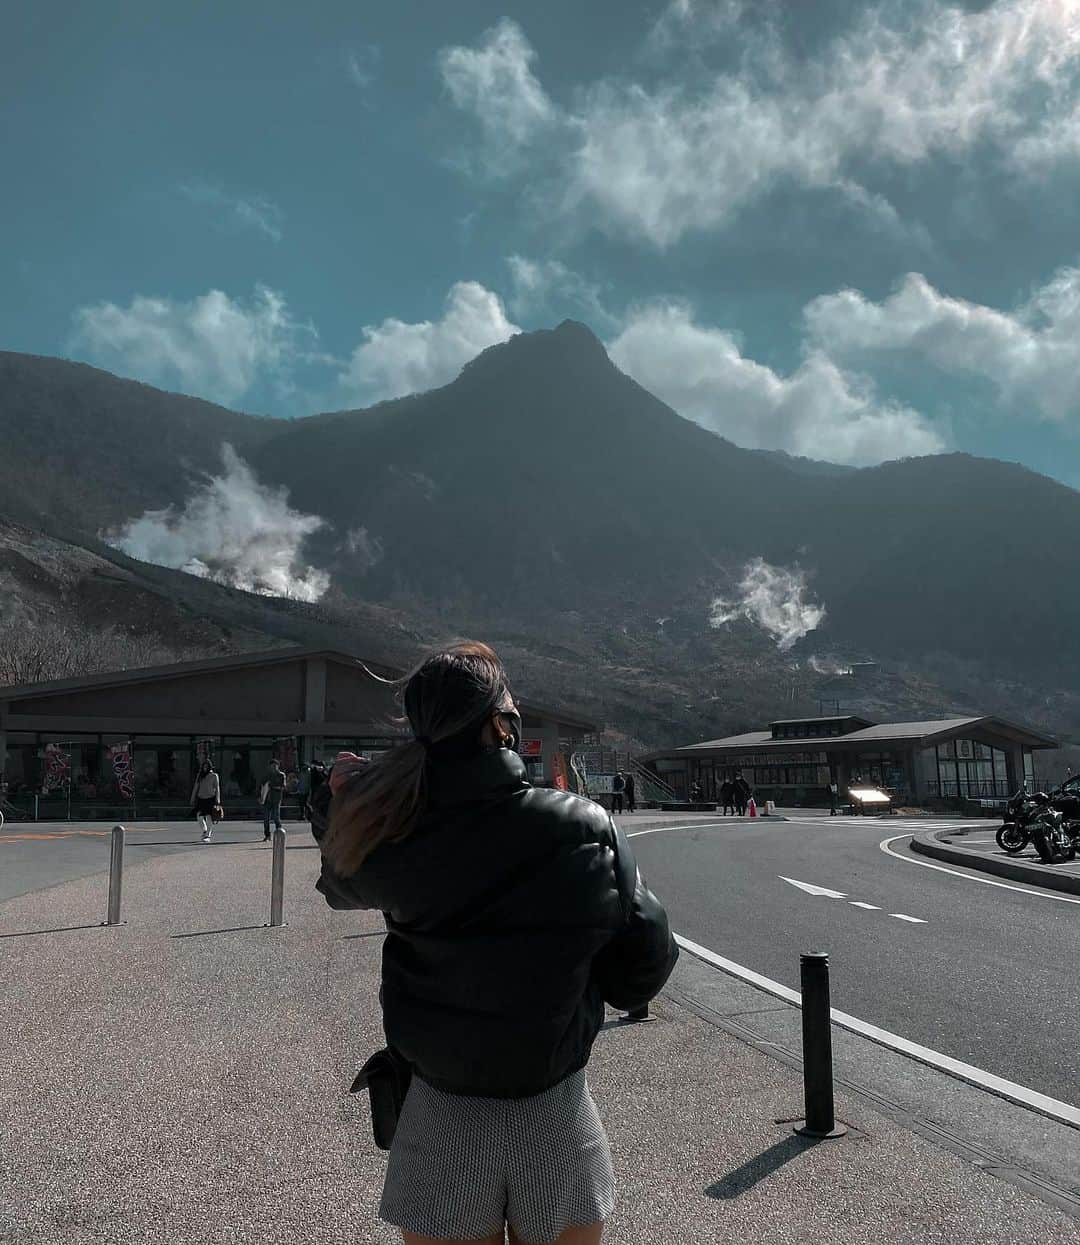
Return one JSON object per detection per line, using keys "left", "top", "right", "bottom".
{"left": 794, "top": 952, "right": 847, "bottom": 1139}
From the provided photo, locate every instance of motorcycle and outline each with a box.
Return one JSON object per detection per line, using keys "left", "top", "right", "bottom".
{"left": 996, "top": 789, "right": 1079, "bottom": 863}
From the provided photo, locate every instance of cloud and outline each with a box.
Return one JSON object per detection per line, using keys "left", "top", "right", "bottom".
{"left": 438, "top": 18, "right": 559, "bottom": 170}
{"left": 70, "top": 285, "right": 316, "bottom": 406}
{"left": 342, "top": 526, "right": 384, "bottom": 572}
{"left": 339, "top": 280, "right": 519, "bottom": 403}
{"left": 179, "top": 181, "right": 284, "bottom": 242}
{"left": 607, "top": 301, "right": 945, "bottom": 465}
{"left": 505, "top": 254, "right": 614, "bottom": 326}
{"left": 710, "top": 558, "right": 826, "bottom": 650}
{"left": 346, "top": 45, "right": 381, "bottom": 89}
{"left": 105, "top": 444, "right": 329, "bottom": 601}
{"left": 805, "top": 267, "right": 1080, "bottom": 422}
{"left": 442, "top": 1, "right": 1080, "bottom": 246}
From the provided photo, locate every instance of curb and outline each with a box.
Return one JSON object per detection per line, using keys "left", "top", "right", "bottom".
{"left": 911, "top": 830, "right": 1080, "bottom": 897}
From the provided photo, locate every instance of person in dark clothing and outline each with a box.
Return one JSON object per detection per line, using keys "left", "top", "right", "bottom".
{"left": 611, "top": 770, "right": 626, "bottom": 815}
{"left": 689, "top": 780, "right": 703, "bottom": 804}
{"left": 306, "top": 760, "right": 327, "bottom": 820}
{"left": 316, "top": 642, "right": 677, "bottom": 1245}
{"left": 829, "top": 780, "right": 840, "bottom": 815}
{"left": 734, "top": 773, "right": 751, "bottom": 816}
{"left": 719, "top": 778, "right": 735, "bottom": 816}
{"left": 624, "top": 771, "right": 636, "bottom": 813}
{"left": 261, "top": 759, "right": 286, "bottom": 840}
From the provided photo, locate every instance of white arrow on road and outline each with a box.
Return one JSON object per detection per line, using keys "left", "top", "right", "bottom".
{"left": 778, "top": 876, "right": 849, "bottom": 899}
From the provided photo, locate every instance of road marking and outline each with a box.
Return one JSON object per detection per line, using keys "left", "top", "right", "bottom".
{"left": 778, "top": 876, "right": 848, "bottom": 898}
{"left": 880, "top": 835, "right": 1080, "bottom": 906}
{"left": 675, "top": 933, "right": 1080, "bottom": 1129}
{"left": 890, "top": 913, "right": 927, "bottom": 923}
{"left": 849, "top": 901, "right": 880, "bottom": 910}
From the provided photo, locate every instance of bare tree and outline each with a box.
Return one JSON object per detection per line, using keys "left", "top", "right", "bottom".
{"left": 0, "top": 618, "right": 201, "bottom": 687}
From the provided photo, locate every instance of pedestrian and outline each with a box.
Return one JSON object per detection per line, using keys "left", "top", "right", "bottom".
{"left": 624, "top": 770, "right": 636, "bottom": 813}
{"left": 734, "top": 773, "right": 751, "bottom": 816}
{"left": 829, "top": 779, "right": 839, "bottom": 816}
{"left": 689, "top": 780, "right": 703, "bottom": 804}
{"left": 720, "top": 777, "right": 735, "bottom": 816}
{"left": 306, "top": 759, "right": 327, "bottom": 820}
{"left": 260, "top": 758, "right": 286, "bottom": 841}
{"left": 316, "top": 641, "right": 677, "bottom": 1245}
{"left": 611, "top": 770, "right": 626, "bottom": 815}
{"left": 191, "top": 759, "right": 221, "bottom": 843}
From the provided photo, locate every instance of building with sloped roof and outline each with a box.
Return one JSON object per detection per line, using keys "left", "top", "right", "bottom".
{"left": 642, "top": 713, "right": 1058, "bottom": 807}
{"left": 0, "top": 647, "right": 596, "bottom": 819}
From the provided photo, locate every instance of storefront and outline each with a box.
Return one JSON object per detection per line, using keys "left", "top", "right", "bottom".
{"left": 644, "top": 714, "right": 1057, "bottom": 806}
{"left": 0, "top": 647, "right": 596, "bottom": 818}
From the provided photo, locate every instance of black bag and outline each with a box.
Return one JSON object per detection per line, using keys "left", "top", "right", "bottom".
{"left": 349, "top": 1047, "right": 413, "bottom": 1150}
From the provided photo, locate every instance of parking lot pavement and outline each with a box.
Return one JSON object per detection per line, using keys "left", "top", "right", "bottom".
{"left": 2, "top": 838, "right": 1079, "bottom": 1243}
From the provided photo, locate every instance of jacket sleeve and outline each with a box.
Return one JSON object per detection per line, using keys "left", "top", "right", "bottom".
{"left": 591, "top": 820, "right": 679, "bottom": 1012}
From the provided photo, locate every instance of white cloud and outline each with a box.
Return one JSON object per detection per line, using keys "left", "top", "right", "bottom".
{"left": 805, "top": 268, "right": 1080, "bottom": 422}
{"left": 443, "top": 1, "right": 1080, "bottom": 246}
{"left": 105, "top": 444, "right": 329, "bottom": 601}
{"left": 342, "top": 526, "right": 384, "bottom": 572}
{"left": 179, "top": 181, "right": 284, "bottom": 242}
{"left": 710, "top": 558, "right": 826, "bottom": 650}
{"left": 346, "top": 45, "right": 381, "bottom": 89}
{"left": 438, "top": 18, "right": 558, "bottom": 169}
{"left": 70, "top": 285, "right": 314, "bottom": 406}
{"left": 339, "top": 280, "right": 520, "bottom": 403}
{"left": 505, "top": 254, "right": 613, "bottom": 325}
{"left": 608, "top": 301, "right": 944, "bottom": 465}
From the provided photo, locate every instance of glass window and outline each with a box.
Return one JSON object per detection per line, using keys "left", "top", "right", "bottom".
{"left": 937, "top": 741, "right": 956, "bottom": 760}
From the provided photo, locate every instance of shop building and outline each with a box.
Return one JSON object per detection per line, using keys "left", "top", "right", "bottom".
{"left": 0, "top": 647, "right": 596, "bottom": 819}
{"left": 643, "top": 714, "right": 1057, "bottom": 807}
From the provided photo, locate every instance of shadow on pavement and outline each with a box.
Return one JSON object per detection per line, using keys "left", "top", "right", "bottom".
{"left": 0, "top": 923, "right": 106, "bottom": 939}
{"left": 171, "top": 925, "right": 267, "bottom": 939}
{"left": 705, "top": 1133, "right": 820, "bottom": 1199}
{"left": 342, "top": 931, "right": 384, "bottom": 940}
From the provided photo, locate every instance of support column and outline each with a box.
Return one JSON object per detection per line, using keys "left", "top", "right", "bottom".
{"left": 539, "top": 718, "right": 560, "bottom": 786}
{"left": 1005, "top": 744, "right": 1025, "bottom": 793}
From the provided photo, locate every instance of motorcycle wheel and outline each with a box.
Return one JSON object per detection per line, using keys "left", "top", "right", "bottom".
{"left": 1033, "top": 830, "right": 1062, "bottom": 864}
{"left": 996, "top": 823, "right": 1027, "bottom": 854}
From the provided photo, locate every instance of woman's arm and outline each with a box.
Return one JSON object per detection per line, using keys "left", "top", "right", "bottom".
{"left": 592, "top": 822, "right": 679, "bottom": 1012}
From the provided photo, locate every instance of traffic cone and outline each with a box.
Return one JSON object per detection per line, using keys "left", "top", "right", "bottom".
{"left": 748, "top": 797, "right": 757, "bottom": 818}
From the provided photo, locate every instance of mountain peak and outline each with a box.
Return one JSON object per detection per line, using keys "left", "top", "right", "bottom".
{"left": 459, "top": 320, "right": 613, "bottom": 385}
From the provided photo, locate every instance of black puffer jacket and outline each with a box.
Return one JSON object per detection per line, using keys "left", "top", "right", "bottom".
{"left": 316, "top": 747, "right": 678, "bottom": 1098}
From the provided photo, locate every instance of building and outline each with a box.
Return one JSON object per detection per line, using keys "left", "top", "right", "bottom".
{"left": 0, "top": 647, "right": 597, "bottom": 818}
{"left": 643, "top": 714, "right": 1058, "bottom": 806}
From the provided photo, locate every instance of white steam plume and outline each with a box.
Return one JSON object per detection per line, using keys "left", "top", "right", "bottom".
{"left": 710, "top": 558, "right": 825, "bottom": 650}
{"left": 105, "top": 444, "right": 330, "bottom": 602}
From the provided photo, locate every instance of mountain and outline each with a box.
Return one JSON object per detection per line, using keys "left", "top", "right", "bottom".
{"left": 0, "top": 352, "right": 283, "bottom": 535}
{"left": 3, "top": 326, "right": 1080, "bottom": 743}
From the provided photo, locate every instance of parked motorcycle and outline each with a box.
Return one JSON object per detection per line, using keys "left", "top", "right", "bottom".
{"left": 996, "top": 790, "right": 1078, "bottom": 863}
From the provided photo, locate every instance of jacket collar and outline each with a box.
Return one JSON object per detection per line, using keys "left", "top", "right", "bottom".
{"left": 426, "top": 747, "right": 530, "bottom": 811}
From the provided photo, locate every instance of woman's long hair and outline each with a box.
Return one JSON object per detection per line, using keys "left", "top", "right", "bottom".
{"left": 321, "top": 640, "right": 514, "bottom": 876}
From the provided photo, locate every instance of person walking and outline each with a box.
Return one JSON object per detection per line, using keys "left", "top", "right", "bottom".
{"left": 316, "top": 642, "right": 677, "bottom": 1245}
{"left": 719, "top": 777, "right": 735, "bottom": 816}
{"left": 828, "top": 779, "right": 840, "bottom": 816}
{"left": 611, "top": 770, "right": 626, "bottom": 815}
{"left": 260, "top": 758, "right": 286, "bottom": 841}
{"left": 191, "top": 759, "right": 221, "bottom": 843}
{"left": 306, "top": 759, "right": 327, "bottom": 820}
{"left": 734, "top": 773, "right": 751, "bottom": 816}
{"left": 624, "top": 770, "right": 636, "bottom": 813}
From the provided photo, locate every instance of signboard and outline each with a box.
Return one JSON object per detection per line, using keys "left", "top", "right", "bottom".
{"left": 552, "top": 753, "right": 569, "bottom": 792}
{"left": 589, "top": 774, "right": 616, "bottom": 795}
{"left": 43, "top": 744, "right": 70, "bottom": 793}
{"left": 521, "top": 738, "right": 543, "bottom": 758}
{"left": 108, "top": 742, "right": 135, "bottom": 800}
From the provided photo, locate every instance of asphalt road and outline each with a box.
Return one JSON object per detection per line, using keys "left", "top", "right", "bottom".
{"left": 626, "top": 809, "right": 1080, "bottom": 1109}
{"left": 0, "top": 819, "right": 308, "bottom": 905}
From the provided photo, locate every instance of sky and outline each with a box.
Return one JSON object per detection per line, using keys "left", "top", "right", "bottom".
{"left": 6, "top": 0, "right": 1080, "bottom": 483}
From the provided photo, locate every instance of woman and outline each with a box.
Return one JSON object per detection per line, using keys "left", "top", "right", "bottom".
{"left": 190, "top": 758, "right": 221, "bottom": 842}
{"left": 317, "top": 642, "right": 677, "bottom": 1245}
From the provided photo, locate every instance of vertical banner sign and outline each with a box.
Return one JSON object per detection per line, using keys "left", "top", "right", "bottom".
{"left": 43, "top": 744, "right": 71, "bottom": 793}
{"left": 108, "top": 742, "right": 135, "bottom": 800}
{"left": 552, "top": 752, "right": 570, "bottom": 792}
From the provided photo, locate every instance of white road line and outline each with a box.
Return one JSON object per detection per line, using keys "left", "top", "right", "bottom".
{"left": 675, "top": 934, "right": 1080, "bottom": 1130}
{"left": 880, "top": 835, "right": 1080, "bottom": 906}
{"left": 778, "top": 876, "right": 848, "bottom": 898}
{"left": 849, "top": 901, "right": 880, "bottom": 910}
{"left": 890, "top": 913, "right": 927, "bottom": 923}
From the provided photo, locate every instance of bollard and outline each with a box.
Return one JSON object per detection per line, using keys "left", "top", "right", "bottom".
{"left": 794, "top": 952, "right": 847, "bottom": 1139}
{"left": 104, "top": 824, "right": 125, "bottom": 926}
{"left": 269, "top": 827, "right": 287, "bottom": 927}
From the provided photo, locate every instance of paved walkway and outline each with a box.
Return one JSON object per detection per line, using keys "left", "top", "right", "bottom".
{"left": 914, "top": 823, "right": 1080, "bottom": 895}
{"left": 1, "top": 835, "right": 1078, "bottom": 1244}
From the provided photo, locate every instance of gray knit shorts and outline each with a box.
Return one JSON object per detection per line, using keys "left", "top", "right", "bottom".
{"left": 379, "top": 1069, "right": 615, "bottom": 1244}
